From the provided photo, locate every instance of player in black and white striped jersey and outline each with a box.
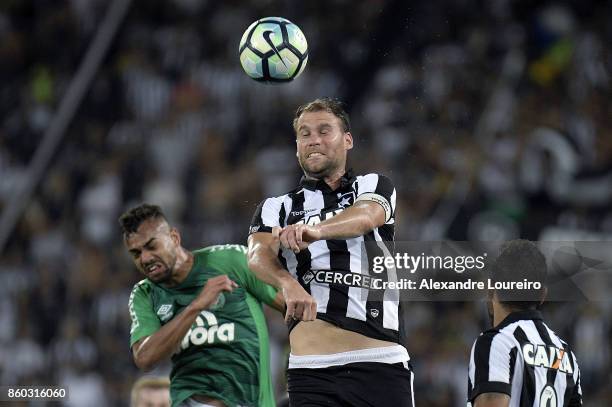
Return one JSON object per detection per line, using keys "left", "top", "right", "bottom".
{"left": 247, "top": 98, "right": 413, "bottom": 407}
{"left": 249, "top": 170, "right": 399, "bottom": 340}
{"left": 468, "top": 240, "right": 582, "bottom": 407}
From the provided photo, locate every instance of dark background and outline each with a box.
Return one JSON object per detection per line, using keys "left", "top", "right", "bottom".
{"left": 0, "top": 0, "right": 610, "bottom": 405}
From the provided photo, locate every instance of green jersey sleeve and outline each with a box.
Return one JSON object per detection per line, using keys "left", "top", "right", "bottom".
{"left": 203, "top": 245, "right": 278, "bottom": 307}
{"left": 128, "top": 280, "right": 161, "bottom": 348}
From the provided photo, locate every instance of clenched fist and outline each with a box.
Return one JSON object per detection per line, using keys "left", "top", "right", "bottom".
{"left": 192, "top": 275, "right": 238, "bottom": 311}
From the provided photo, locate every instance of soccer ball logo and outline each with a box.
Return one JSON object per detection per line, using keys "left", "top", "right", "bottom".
{"left": 239, "top": 17, "right": 308, "bottom": 83}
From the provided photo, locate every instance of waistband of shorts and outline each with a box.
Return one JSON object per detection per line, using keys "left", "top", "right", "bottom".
{"left": 288, "top": 344, "right": 409, "bottom": 369}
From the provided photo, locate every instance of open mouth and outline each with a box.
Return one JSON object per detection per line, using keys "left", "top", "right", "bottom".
{"left": 145, "top": 262, "right": 164, "bottom": 276}
{"left": 307, "top": 152, "right": 324, "bottom": 158}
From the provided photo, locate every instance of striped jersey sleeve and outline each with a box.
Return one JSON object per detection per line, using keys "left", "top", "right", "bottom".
{"left": 354, "top": 173, "right": 396, "bottom": 222}
{"left": 565, "top": 348, "right": 583, "bottom": 406}
{"left": 249, "top": 196, "right": 286, "bottom": 234}
{"left": 468, "top": 331, "right": 518, "bottom": 403}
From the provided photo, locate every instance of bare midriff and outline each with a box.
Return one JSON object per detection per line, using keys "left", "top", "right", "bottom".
{"left": 289, "top": 319, "right": 397, "bottom": 355}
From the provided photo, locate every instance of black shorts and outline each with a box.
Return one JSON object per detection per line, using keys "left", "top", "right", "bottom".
{"left": 287, "top": 362, "right": 415, "bottom": 407}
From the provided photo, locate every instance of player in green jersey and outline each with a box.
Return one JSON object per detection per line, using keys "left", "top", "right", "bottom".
{"left": 120, "top": 204, "right": 284, "bottom": 407}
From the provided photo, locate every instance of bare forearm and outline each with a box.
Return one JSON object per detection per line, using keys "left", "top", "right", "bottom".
{"left": 248, "top": 232, "right": 316, "bottom": 322}
{"left": 316, "top": 205, "right": 377, "bottom": 240}
{"left": 247, "top": 246, "right": 293, "bottom": 289}
{"left": 134, "top": 304, "right": 200, "bottom": 371}
{"left": 134, "top": 275, "right": 238, "bottom": 371}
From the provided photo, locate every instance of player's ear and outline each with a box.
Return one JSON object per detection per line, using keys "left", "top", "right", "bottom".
{"left": 170, "top": 227, "right": 181, "bottom": 246}
{"left": 344, "top": 132, "right": 353, "bottom": 150}
{"left": 539, "top": 286, "right": 548, "bottom": 305}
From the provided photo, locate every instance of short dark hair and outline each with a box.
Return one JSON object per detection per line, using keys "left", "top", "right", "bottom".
{"left": 489, "top": 239, "right": 547, "bottom": 310}
{"left": 119, "top": 204, "right": 167, "bottom": 237}
{"left": 293, "top": 97, "right": 351, "bottom": 133}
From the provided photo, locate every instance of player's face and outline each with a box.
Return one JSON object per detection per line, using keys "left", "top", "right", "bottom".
{"left": 295, "top": 110, "right": 353, "bottom": 179}
{"left": 125, "top": 219, "right": 180, "bottom": 284}
{"left": 134, "top": 387, "right": 170, "bottom": 407}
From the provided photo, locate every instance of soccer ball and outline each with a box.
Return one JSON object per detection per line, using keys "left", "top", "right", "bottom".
{"left": 239, "top": 17, "right": 308, "bottom": 83}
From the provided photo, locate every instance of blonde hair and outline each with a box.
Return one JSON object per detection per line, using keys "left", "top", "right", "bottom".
{"left": 131, "top": 376, "right": 170, "bottom": 406}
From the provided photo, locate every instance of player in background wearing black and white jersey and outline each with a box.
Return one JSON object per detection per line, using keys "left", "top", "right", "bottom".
{"left": 468, "top": 240, "right": 582, "bottom": 407}
{"left": 247, "top": 98, "right": 413, "bottom": 406}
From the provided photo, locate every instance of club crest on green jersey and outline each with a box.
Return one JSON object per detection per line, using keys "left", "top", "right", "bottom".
{"left": 209, "top": 293, "right": 226, "bottom": 310}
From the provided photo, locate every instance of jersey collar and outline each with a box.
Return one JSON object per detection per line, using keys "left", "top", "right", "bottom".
{"left": 495, "top": 309, "right": 543, "bottom": 331}
{"left": 153, "top": 251, "right": 201, "bottom": 291}
{"left": 299, "top": 169, "right": 356, "bottom": 192}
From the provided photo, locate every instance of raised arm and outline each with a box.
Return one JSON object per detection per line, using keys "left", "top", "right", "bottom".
{"left": 280, "top": 173, "right": 394, "bottom": 252}
{"left": 279, "top": 200, "right": 385, "bottom": 253}
{"left": 132, "top": 275, "right": 237, "bottom": 371}
{"left": 247, "top": 231, "right": 316, "bottom": 323}
{"left": 316, "top": 199, "right": 386, "bottom": 238}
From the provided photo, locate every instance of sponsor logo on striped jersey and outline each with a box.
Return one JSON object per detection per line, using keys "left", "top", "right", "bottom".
{"left": 522, "top": 343, "right": 573, "bottom": 374}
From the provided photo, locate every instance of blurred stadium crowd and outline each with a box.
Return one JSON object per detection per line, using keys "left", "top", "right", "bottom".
{"left": 0, "top": 0, "right": 611, "bottom": 405}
